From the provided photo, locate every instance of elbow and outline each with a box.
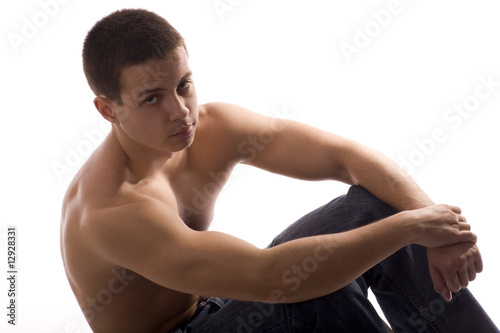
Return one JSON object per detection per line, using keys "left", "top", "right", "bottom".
{"left": 256, "top": 269, "right": 323, "bottom": 304}
{"left": 254, "top": 251, "right": 306, "bottom": 304}
{"left": 254, "top": 274, "right": 290, "bottom": 304}
{"left": 254, "top": 248, "right": 347, "bottom": 304}
{"left": 249, "top": 250, "right": 289, "bottom": 304}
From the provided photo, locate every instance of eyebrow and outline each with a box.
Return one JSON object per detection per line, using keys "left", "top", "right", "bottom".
{"left": 136, "top": 71, "right": 193, "bottom": 99}
{"left": 137, "top": 87, "right": 164, "bottom": 99}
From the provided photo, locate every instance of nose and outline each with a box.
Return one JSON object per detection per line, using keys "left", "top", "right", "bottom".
{"left": 167, "top": 94, "right": 189, "bottom": 122}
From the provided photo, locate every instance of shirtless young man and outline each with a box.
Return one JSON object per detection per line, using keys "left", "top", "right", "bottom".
{"left": 60, "top": 9, "right": 498, "bottom": 333}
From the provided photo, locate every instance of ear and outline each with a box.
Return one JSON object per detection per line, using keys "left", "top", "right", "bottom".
{"left": 94, "top": 96, "right": 120, "bottom": 124}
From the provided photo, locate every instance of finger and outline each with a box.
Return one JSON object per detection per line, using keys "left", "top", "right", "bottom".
{"left": 445, "top": 273, "right": 462, "bottom": 293}
{"left": 467, "top": 247, "right": 481, "bottom": 282}
{"left": 457, "top": 214, "right": 467, "bottom": 223}
{"left": 447, "top": 205, "right": 462, "bottom": 214}
{"left": 475, "top": 250, "right": 484, "bottom": 273}
{"left": 458, "top": 222, "right": 471, "bottom": 231}
{"left": 429, "top": 266, "right": 452, "bottom": 301}
{"left": 456, "top": 231, "right": 477, "bottom": 244}
{"left": 457, "top": 257, "right": 470, "bottom": 288}
{"left": 468, "top": 263, "right": 477, "bottom": 282}
{"left": 442, "top": 289, "right": 452, "bottom": 302}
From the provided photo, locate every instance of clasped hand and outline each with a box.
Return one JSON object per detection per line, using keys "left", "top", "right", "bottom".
{"left": 427, "top": 242, "right": 483, "bottom": 301}
{"left": 410, "top": 204, "right": 483, "bottom": 301}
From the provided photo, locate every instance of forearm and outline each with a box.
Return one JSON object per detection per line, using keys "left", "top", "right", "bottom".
{"left": 342, "top": 145, "right": 485, "bottom": 300}
{"left": 344, "top": 143, "right": 434, "bottom": 211}
{"left": 182, "top": 212, "right": 413, "bottom": 303}
{"left": 263, "top": 211, "right": 414, "bottom": 303}
{"left": 177, "top": 204, "right": 471, "bottom": 304}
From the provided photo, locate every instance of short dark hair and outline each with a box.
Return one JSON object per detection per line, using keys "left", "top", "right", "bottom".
{"left": 82, "top": 9, "right": 186, "bottom": 105}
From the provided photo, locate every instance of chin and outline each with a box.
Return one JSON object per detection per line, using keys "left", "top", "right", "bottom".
{"left": 170, "top": 133, "right": 196, "bottom": 152}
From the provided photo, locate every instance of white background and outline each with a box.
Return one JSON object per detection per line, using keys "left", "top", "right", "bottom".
{"left": 1, "top": 0, "right": 499, "bottom": 331}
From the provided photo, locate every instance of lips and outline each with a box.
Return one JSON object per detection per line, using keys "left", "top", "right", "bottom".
{"left": 170, "top": 124, "right": 194, "bottom": 139}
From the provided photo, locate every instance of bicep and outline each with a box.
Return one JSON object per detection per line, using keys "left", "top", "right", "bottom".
{"left": 243, "top": 117, "right": 356, "bottom": 183}
{"left": 207, "top": 102, "right": 359, "bottom": 182}
{"left": 84, "top": 200, "right": 271, "bottom": 301}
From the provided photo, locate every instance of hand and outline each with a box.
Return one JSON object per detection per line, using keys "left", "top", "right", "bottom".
{"left": 427, "top": 243, "right": 483, "bottom": 301}
{"left": 410, "top": 204, "right": 476, "bottom": 248}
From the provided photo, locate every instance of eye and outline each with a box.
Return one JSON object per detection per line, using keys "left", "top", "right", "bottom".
{"left": 144, "top": 95, "right": 158, "bottom": 105}
{"left": 178, "top": 80, "right": 191, "bottom": 90}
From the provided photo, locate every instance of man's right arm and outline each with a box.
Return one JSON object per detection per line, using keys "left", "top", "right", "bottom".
{"left": 84, "top": 197, "right": 475, "bottom": 303}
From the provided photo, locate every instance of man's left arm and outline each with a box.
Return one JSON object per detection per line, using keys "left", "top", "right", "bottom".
{"left": 243, "top": 111, "right": 483, "bottom": 301}
{"left": 211, "top": 102, "right": 482, "bottom": 301}
{"left": 231, "top": 104, "right": 433, "bottom": 210}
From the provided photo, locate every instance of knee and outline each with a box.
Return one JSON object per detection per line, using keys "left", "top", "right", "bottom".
{"left": 344, "top": 185, "right": 398, "bottom": 221}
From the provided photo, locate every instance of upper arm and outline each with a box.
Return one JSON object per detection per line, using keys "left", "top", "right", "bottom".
{"left": 204, "top": 102, "right": 356, "bottom": 183}
{"left": 84, "top": 198, "right": 273, "bottom": 301}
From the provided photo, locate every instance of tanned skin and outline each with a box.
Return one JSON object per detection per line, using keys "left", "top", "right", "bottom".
{"left": 61, "top": 46, "right": 482, "bottom": 332}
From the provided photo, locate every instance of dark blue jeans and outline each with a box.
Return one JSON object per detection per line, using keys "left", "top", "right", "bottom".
{"left": 171, "top": 186, "right": 498, "bottom": 332}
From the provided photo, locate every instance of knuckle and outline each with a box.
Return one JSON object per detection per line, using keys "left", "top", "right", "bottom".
{"left": 457, "top": 256, "right": 466, "bottom": 268}
{"left": 444, "top": 262, "right": 457, "bottom": 275}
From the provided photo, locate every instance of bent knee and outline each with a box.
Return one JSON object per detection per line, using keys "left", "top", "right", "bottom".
{"left": 344, "top": 185, "right": 397, "bottom": 221}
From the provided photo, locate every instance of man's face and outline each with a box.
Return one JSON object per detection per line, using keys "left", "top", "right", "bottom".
{"left": 113, "top": 46, "right": 199, "bottom": 153}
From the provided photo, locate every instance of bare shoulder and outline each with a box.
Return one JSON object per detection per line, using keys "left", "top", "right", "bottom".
{"left": 200, "top": 101, "right": 273, "bottom": 126}
{"left": 83, "top": 194, "right": 183, "bottom": 261}
{"left": 62, "top": 164, "right": 185, "bottom": 264}
{"left": 61, "top": 179, "right": 189, "bottom": 298}
{"left": 192, "top": 101, "right": 269, "bottom": 151}
{"left": 195, "top": 102, "right": 283, "bottom": 162}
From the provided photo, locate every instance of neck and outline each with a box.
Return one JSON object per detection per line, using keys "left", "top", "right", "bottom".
{"left": 111, "top": 126, "right": 177, "bottom": 180}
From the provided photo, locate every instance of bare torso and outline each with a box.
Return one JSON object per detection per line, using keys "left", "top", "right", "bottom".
{"left": 60, "top": 105, "right": 233, "bottom": 332}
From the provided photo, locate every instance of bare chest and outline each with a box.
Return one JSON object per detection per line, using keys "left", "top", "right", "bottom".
{"left": 135, "top": 171, "right": 228, "bottom": 231}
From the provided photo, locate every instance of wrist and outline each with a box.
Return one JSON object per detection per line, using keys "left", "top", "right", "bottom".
{"left": 392, "top": 210, "right": 422, "bottom": 246}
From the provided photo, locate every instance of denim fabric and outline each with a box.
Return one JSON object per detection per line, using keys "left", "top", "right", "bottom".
{"left": 171, "top": 186, "right": 498, "bottom": 332}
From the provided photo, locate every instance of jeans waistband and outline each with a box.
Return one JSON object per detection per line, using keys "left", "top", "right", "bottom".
{"left": 170, "top": 297, "right": 226, "bottom": 333}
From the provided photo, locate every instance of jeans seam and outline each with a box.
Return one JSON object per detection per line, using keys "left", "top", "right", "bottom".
{"left": 381, "top": 260, "right": 443, "bottom": 333}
